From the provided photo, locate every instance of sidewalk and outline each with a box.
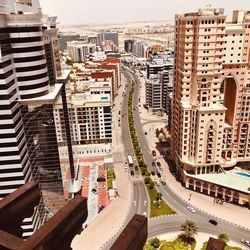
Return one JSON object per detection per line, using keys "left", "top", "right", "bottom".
{"left": 71, "top": 73, "right": 134, "bottom": 250}
{"left": 138, "top": 77, "right": 250, "bottom": 230}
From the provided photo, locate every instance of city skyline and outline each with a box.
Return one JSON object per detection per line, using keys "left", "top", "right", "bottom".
{"left": 40, "top": 0, "right": 250, "bottom": 25}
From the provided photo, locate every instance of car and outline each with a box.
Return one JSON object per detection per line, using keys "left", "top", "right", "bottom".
{"left": 241, "top": 239, "right": 250, "bottom": 247}
{"left": 159, "top": 166, "right": 163, "bottom": 171}
{"left": 187, "top": 206, "right": 196, "bottom": 213}
{"left": 118, "top": 123, "right": 121, "bottom": 127}
{"left": 144, "top": 132, "right": 147, "bottom": 135}
{"left": 156, "top": 172, "right": 161, "bottom": 178}
{"left": 151, "top": 171, "right": 155, "bottom": 176}
{"left": 92, "top": 188, "right": 98, "bottom": 194}
{"left": 97, "top": 177, "right": 106, "bottom": 182}
{"left": 156, "top": 162, "right": 161, "bottom": 167}
{"left": 133, "top": 156, "right": 136, "bottom": 161}
{"left": 152, "top": 162, "right": 156, "bottom": 167}
{"left": 161, "top": 180, "right": 166, "bottom": 185}
{"left": 142, "top": 212, "right": 147, "bottom": 217}
{"left": 135, "top": 166, "right": 139, "bottom": 170}
{"left": 156, "top": 180, "right": 161, "bottom": 186}
{"left": 130, "top": 170, "right": 134, "bottom": 176}
{"left": 152, "top": 150, "right": 156, "bottom": 157}
{"left": 209, "top": 219, "right": 218, "bottom": 226}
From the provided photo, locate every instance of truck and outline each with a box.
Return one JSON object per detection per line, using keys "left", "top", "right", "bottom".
{"left": 127, "top": 155, "right": 133, "bottom": 167}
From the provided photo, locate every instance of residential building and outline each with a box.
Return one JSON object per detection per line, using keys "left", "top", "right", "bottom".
{"left": 98, "top": 31, "right": 119, "bottom": 46}
{"left": 58, "top": 32, "right": 80, "bottom": 51}
{"left": 172, "top": 7, "right": 250, "bottom": 206}
{"left": 0, "top": 0, "right": 74, "bottom": 236}
{"left": 124, "top": 39, "right": 134, "bottom": 53}
{"left": 146, "top": 54, "right": 173, "bottom": 116}
{"left": 67, "top": 41, "right": 96, "bottom": 62}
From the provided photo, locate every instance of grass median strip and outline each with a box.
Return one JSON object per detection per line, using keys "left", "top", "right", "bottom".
{"left": 145, "top": 179, "right": 176, "bottom": 217}
{"left": 127, "top": 77, "right": 176, "bottom": 217}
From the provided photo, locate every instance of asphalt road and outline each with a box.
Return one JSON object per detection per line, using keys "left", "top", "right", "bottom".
{"left": 124, "top": 67, "right": 250, "bottom": 247}
{"left": 120, "top": 70, "right": 149, "bottom": 216}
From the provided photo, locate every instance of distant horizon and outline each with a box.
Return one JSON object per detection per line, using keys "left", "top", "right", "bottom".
{"left": 40, "top": 0, "right": 250, "bottom": 26}
{"left": 59, "top": 19, "right": 174, "bottom": 28}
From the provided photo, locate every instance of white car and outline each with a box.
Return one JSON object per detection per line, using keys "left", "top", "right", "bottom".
{"left": 142, "top": 212, "right": 147, "bottom": 217}
{"left": 156, "top": 181, "right": 161, "bottom": 186}
{"left": 187, "top": 206, "right": 196, "bottom": 213}
{"left": 241, "top": 239, "right": 250, "bottom": 247}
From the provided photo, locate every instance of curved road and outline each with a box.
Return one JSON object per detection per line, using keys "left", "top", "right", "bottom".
{"left": 124, "top": 67, "right": 250, "bottom": 247}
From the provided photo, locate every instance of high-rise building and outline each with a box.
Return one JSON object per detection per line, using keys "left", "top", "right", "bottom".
{"left": 172, "top": 7, "right": 250, "bottom": 206}
{"left": 67, "top": 41, "right": 96, "bottom": 62}
{"left": 0, "top": 0, "right": 73, "bottom": 236}
{"left": 98, "top": 32, "right": 118, "bottom": 47}
{"left": 58, "top": 32, "right": 80, "bottom": 51}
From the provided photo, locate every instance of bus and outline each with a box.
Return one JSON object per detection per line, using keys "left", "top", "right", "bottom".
{"left": 127, "top": 155, "right": 133, "bottom": 167}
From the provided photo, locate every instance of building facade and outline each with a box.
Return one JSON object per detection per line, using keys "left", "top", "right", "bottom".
{"left": 67, "top": 41, "right": 96, "bottom": 62}
{"left": 0, "top": 0, "right": 73, "bottom": 236}
{"left": 172, "top": 8, "right": 250, "bottom": 206}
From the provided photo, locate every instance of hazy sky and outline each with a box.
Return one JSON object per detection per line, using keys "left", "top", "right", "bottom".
{"left": 39, "top": 0, "right": 250, "bottom": 25}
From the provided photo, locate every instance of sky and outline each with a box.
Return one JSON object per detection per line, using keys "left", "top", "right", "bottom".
{"left": 39, "top": 0, "right": 250, "bottom": 25}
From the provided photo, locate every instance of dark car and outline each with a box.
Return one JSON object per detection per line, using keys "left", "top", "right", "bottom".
{"left": 152, "top": 150, "right": 156, "bottom": 157}
{"left": 144, "top": 132, "right": 147, "bottom": 135}
{"left": 156, "top": 172, "right": 161, "bottom": 178}
{"left": 135, "top": 166, "right": 139, "bottom": 170}
{"left": 130, "top": 170, "right": 134, "bottom": 176}
{"left": 97, "top": 177, "right": 106, "bottom": 182}
{"left": 161, "top": 181, "right": 166, "bottom": 185}
{"left": 152, "top": 162, "right": 156, "bottom": 167}
{"left": 151, "top": 171, "right": 155, "bottom": 176}
{"left": 92, "top": 188, "right": 98, "bottom": 194}
{"left": 156, "top": 162, "right": 161, "bottom": 167}
{"left": 209, "top": 219, "right": 218, "bottom": 226}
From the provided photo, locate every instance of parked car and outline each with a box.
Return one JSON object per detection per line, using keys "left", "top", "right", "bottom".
{"left": 152, "top": 150, "right": 156, "bottom": 157}
{"left": 97, "top": 177, "right": 106, "bottom": 182}
{"left": 156, "top": 180, "right": 161, "bottom": 186}
{"left": 209, "top": 219, "right": 218, "bottom": 226}
{"left": 152, "top": 162, "right": 156, "bottom": 167}
{"left": 144, "top": 131, "right": 147, "bottom": 135}
{"left": 156, "top": 172, "right": 161, "bottom": 178}
{"left": 187, "top": 206, "right": 196, "bottom": 213}
{"left": 156, "top": 162, "right": 161, "bottom": 167}
{"left": 161, "top": 180, "right": 166, "bottom": 185}
{"left": 241, "top": 239, "right": 250, "bottom": 247}
{"left": 130, "top": 170, "right": 134, "bottom": 176}
{"left": 142, "top": 212, "right": 147, "bottom": 217}
{"left": 92, "top": 188, "right": 98, "bottom": 194}
{"left": 135, "top": 166, "right": 139, "bottom": 170}
{"left": 151, "top": 171, "right": 155, "bottom": 176}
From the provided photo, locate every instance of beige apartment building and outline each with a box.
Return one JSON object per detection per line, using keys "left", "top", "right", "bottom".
{"left": 172, "top": 8, "right": 250, "bottom": 206}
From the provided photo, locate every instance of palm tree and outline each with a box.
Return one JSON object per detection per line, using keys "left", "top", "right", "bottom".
{"left": 150, "top": 237, "right": 160, "bottom": 248}
{"left": 218, "top": 233, "right": 229, "bottom": 243}
{"left": 180, "top": 220, "right": 198, "bottom": 241}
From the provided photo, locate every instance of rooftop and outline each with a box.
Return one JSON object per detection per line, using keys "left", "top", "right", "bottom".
{"left": 194, "top": 172, "right": 250, "bottom": 193}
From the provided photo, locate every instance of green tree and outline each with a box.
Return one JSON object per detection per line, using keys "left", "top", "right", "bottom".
{"left": 180, "top": 220, "right": 198, "bottom": 241}
{"left": 144, "top": 177, "right": 150, "bottom": 184}
{"left": 150, "top": 237, "right": 160, "bottom": 248}
{"left": 218, "top": 233, "right": 229, "bottom": 243}
{"left": 156, "top": 192, "right": 162, "bottom": 201}
{"left": 149, "top": 182, "right": 155, "bottom": 189}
